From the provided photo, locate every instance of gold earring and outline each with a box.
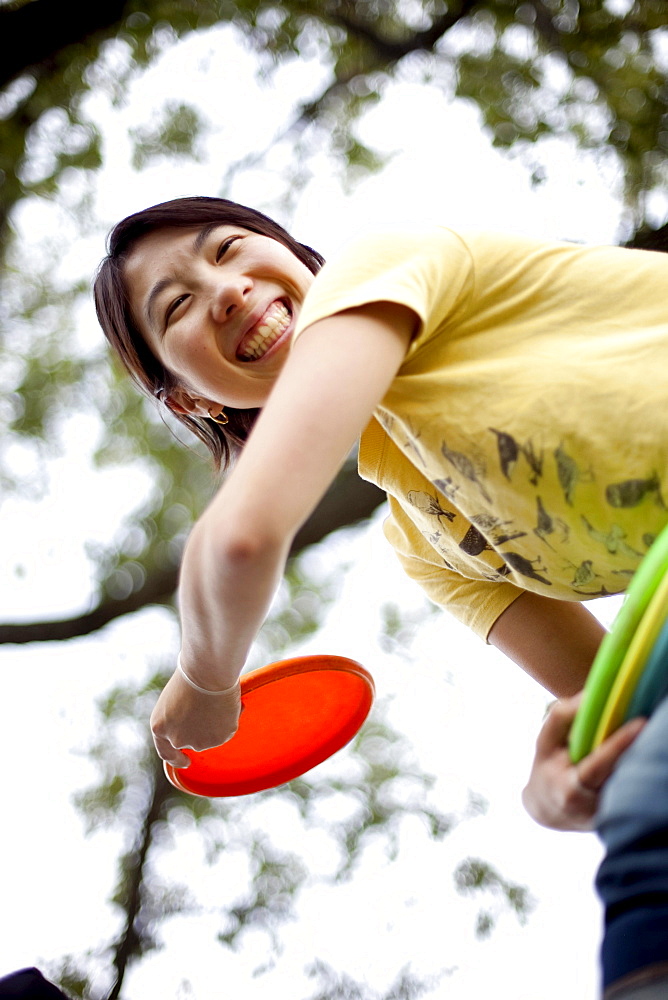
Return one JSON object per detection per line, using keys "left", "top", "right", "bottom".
{"left": 209, "top": 408, "right": 228, "bottom": 426}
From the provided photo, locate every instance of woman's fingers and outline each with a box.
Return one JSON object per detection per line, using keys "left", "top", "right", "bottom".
{"left": 152, "top": 733, "right": 191, "bottom": 769}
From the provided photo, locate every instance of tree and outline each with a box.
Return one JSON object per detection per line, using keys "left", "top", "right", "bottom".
{"left": 1, "top": 2, "right": 667, "bottom": 242}
{"left": 0, "top": 0, "right": 665, "bottom": 642}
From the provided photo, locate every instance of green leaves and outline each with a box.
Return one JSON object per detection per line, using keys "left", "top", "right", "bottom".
{"left": 2, "top": 0, "right": 667, "bottom": 260}
{"left": 129, "top": 101, "right": 210, "bottom": 169}
{"left": 303, "top": 959, "right": 441, "bottom": 1000}
{"left": 453, "top": 857, "right": 535, "bottom": 939}
{"left": 452, "top": 2, "right": 668, "bottom": 212}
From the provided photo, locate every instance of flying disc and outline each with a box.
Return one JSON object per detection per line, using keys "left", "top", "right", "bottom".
{"left": 164, "top": 654, "right": 375, "bottom": 797}
{"left": 591, "top": 570, "right": 668, "bottom": 748}
{"left": 625, "top": 617, "right": 668, "bottom": 722}
{"left": 569, "top": 524, "right": 668, "bottom": 763}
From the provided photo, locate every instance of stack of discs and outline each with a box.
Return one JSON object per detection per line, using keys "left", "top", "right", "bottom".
{"left": 569, "top": 524, "right": 668, "bottom": 764}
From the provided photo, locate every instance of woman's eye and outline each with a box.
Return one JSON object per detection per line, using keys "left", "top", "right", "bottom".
{"left": 216, "top": 236, "right": 242, "bottom": 262}
{"left": 165, "top": 295, "right": 188, "bottom": 325}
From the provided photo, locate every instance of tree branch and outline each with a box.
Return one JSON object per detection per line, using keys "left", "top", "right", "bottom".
{"left": 106, "top": 754, "right": 174, "bottom": 1000}
{"left": 624, "top": 221, "right": 668, "bottom": 253}
{"left": 0, "top": 468, "right": 386, "bottom": 645}
{"left": 320, "top": 0, "right": 480, "bottom": 63}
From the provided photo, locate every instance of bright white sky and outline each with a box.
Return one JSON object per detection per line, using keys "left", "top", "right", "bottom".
{"left": 0, "top": 22, "right": 655, "bottom": 1000}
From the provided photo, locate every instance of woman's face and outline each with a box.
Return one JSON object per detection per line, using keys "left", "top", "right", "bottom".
{"left": 123, "top": 224, "right": 316, "bottom": 412}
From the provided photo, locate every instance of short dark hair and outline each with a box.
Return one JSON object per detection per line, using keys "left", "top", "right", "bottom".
{"left": 94, "top": 196, "right": 325, "bottom": 469}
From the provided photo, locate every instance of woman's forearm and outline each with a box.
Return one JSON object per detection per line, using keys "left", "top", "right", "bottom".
{"left": 177, "top": 501, "right": 292, "bottom": 689}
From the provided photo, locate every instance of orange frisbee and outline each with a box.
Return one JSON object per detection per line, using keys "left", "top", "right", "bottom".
{"left": 164, "top": 654, "right": 375, "bottom": 797}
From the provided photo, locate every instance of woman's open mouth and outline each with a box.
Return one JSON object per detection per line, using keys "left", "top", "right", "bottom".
{"left": 237, "top": 301, "right": 291, "bottom": 362}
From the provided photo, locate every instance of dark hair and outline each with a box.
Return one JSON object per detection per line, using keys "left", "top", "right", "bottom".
{"left": 94, "top": 196, "right": 325, "bottom": 469}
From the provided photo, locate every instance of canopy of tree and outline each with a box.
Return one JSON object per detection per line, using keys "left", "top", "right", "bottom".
{"left": 0, "top": 0, "right": 666, "bottom": 642}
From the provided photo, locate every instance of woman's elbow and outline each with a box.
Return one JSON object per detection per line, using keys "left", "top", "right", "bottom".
{"left": 188, "top": 512, "right": 289, "bottom": 572}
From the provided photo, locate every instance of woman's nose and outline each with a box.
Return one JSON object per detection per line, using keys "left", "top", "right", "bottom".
{"left": 209, "top": 276, "right": 251, "bottom": 322}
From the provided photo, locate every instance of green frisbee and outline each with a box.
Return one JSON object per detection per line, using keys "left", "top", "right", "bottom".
{"left": 569, "top": 523, "right": 668, "bottom": 764}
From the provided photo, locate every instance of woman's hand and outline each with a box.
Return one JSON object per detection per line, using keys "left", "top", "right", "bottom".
{"left": 150, "top": 667, "right": 242, "bottom": 768}
{"left": 522, "top": 694, "right": 646, "bottom": 831}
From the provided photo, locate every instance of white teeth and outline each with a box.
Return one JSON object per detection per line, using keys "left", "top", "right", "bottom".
{"left": 239, "top": 302, "right": 291, "bottom": 361}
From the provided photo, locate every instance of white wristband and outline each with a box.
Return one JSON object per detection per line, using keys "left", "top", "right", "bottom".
{"left": 176, "top": 655, "right": 239, "bottom": 696}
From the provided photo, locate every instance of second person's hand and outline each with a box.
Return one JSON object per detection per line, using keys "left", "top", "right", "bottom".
{"left": 522, "top": 693, "right": 646, "bottom": 832}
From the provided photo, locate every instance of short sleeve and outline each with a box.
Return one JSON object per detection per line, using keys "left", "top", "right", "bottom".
{"left": 382, "top": 495, "right": 524, "bottom": 641}
{"left": 293, "top": 225, "right": 473, "bottom": 355}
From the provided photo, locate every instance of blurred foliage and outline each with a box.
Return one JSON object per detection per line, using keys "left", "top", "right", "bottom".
{"left": 129, "top": 101, "right": 210, "bottom": 169}
{"left": 453, "top": 856, "right": 535, "bottom": 939}
{"left": 1, "top": 0, "right": 666, "bottom": 243}
{"left": 379, "top": 600, "right": 440, "bottom": 659}
{"left": 46, "top": 564, "right": 530, "bottom": 999}
{"left": 91, "top": 377, "right": 218, "bottom": 604}
{"left": 302, "top": 959, "right": 445, "bottom": 1000}
{"left": 0, "top": 0, "right": 666, "bottom": 630}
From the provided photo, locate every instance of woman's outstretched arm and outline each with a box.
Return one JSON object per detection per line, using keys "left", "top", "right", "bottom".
{"left": 151, "top": 301, "right": 416, "bottom": 766}
{"left": 488, "top": 591, "right": 606, "bottom": 697}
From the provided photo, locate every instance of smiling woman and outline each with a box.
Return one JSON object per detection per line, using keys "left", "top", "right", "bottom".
{"left": 94, "top": 196, "right": 324, "bottom": 467}
{"left": 94, "top": 192, "right": 668, "bottom": 994}
{"left": 94, "top": 195, "right": 668, "bottom": 819}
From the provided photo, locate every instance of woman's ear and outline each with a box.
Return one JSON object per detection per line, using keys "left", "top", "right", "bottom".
{"left": 163, "top": 389, "right": 224, "bottom": 422}
{"left": 163, "top": 388, "right": 207, "bottom": 416}
{"left": 164, "top": 394, "right": 195, "bottom": 416}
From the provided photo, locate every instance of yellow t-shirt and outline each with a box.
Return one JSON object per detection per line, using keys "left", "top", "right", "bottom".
{"left": 294, "top": 226, "right": 668, "bottom": 638}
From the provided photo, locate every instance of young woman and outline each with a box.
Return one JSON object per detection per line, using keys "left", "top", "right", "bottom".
{"left": 94, "top": 196, "right": 666, "bottom": 834}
